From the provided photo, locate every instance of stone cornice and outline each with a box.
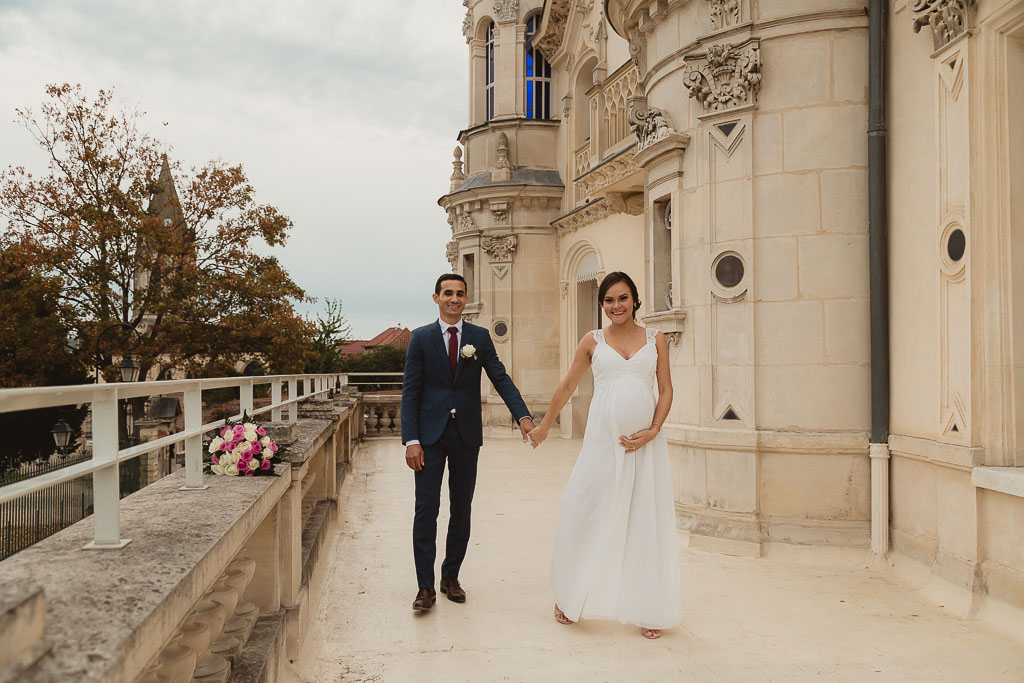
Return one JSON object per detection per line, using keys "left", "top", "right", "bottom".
{"left": 574, "top": 144, "right": 641, "bottom": 196}
{"left": 551, "top": 192, "right": 643, "bottom": 235}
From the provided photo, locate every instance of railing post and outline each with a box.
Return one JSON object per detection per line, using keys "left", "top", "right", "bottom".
{"left": 181, "top": 386, "right": 207, "bottom": 491}
{"left": 288, "top": 377, "right": 297, "bottom": 421}
{"left": 240, "top": 378, "right": 254, "bottom": 417}
{"left": 85, "top": 387, "right": 131, "bottom": 549}
{"left": 271, "top": 380, "right": 283, "bottom": 422}
{"left": 307, "top": 377, "right": 315, "bottom": 397}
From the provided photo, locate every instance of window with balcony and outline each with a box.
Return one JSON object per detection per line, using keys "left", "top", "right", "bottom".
{"left": 525, "top": 14, "right": 552, "bottom": 120}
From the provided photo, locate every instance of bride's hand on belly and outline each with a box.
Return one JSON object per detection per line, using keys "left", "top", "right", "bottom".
{"left": 618, "top": 428, "right": 658, "bottom": 453}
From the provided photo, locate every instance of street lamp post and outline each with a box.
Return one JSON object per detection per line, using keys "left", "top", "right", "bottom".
{"left": 93, "top": 323, "right": 142, "bottom": 384}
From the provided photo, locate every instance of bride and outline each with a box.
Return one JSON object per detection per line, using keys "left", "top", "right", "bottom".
{"left": 528, "top": 271, "right": 681, "bottom": 639}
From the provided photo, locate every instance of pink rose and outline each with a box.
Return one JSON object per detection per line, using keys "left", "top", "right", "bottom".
{"left": 233, "top": 425, "right": 245, "bottom": 436}
{"left": 269, "top": 442, "right": 279, "bottom": 452}
{"left": 238, "top": 450, "right": 253, "bottom": 462}
{"left": 219, "top": 441, "right": 231, "bottom": 452}
{"left": 256, "top": 426, "right": 267, "bottom": 436}
{"left": 245, "top": 469, "right": 255, "bottom": 476}
{"left": 260, "top": 459, "right": 272, "bottom": 470}
{"left": 211, "top": 454, "right": 219, "bottom": 465}
{"left": 251, "top": 441, "right": 262, "bottom": 454}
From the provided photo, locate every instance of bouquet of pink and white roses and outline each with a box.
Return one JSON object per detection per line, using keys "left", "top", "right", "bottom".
{"left": 205, "top": 413, "right": 284, "bottom": 477}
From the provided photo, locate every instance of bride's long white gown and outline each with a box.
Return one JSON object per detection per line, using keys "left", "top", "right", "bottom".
{"left": 550, "top": 327, "right": 682, "bottom": 630}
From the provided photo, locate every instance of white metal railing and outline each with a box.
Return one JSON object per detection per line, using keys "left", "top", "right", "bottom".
{"left": 0, "top": 373, "right": 347, "bottom": 550}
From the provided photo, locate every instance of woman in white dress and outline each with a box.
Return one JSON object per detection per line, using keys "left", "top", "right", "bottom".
{"left": 528, "top": 272, "right": 681, "bottom": 639}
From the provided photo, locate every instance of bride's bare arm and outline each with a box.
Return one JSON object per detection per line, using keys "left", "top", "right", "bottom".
{"left": 527, "top": 333, "right": 597, "bottom": 447}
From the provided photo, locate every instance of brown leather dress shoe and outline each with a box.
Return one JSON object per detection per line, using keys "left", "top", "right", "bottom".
{"left": 412, "top": 588, "right": 436, "bottom": 611}
{"left": 439, "top": 577, "right": 466, "bottom": 603}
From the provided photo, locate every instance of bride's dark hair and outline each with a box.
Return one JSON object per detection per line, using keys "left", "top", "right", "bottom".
{"left": 598, "top": 272, "right": 642, "bottom": 320}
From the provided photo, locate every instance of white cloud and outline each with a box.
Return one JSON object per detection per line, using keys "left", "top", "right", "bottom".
{"left": 0, "top": 0, "right": 466, "bottom": 338}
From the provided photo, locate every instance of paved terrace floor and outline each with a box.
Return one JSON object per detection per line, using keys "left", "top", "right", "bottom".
{"left": 285, "top": 436, "right": 1024, "bottom": 682}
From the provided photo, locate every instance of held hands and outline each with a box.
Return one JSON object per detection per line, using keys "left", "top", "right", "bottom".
{"left": 618, "top": 427, "right": 659, "bottom": 453}
{"left": 405, "top": 444, "right": 425, "bottom": 471}
{"left": 519, "top": 417, "right": 536, "bottom": 444}
{"left": 527, "top": 423, "right": 549, "bottom": 449}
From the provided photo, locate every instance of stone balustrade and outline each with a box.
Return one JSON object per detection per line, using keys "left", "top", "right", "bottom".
{"left": 361, "top": 395, "right": 402, "bottom": 438}
{"left": 0, "top": 389, "right": 362, "bottom": 683}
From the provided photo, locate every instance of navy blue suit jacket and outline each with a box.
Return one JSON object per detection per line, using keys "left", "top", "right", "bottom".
{"left": 401, "top": 321, "right": 529, "bottom": 448}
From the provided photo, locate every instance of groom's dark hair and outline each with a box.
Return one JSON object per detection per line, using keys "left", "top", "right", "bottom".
{"left": 435, "top": 273, "right": 468, "bottom": 294}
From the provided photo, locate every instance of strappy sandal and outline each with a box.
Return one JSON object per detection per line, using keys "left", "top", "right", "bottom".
{"left": 553, "top": 605, "right": 574, "bottom": 625}
{"left": 641, "top": 628, "right": 661, "bottom": 639}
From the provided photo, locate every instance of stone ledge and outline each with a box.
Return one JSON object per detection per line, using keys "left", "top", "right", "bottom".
{"left": 232, "top": 611, "right": 285, "bottom": 683}
{"left": 972, "top": 467, "right": 1024, "bottom": 499}
{"left": 0, "top": 414, "right": 342, "bottom": 682}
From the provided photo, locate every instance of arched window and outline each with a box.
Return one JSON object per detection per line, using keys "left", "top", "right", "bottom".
{"left": 525, "top": 15, "right": 552, "bottom": 120}
{"left": 486, "top": 22, "right": 496, "bottom": 121}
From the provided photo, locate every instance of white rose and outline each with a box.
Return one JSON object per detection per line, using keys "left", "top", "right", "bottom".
{"left": 243, "top": 422, "right": 257, "bottom": 430}
{"left": 226, "top": 464, "right": 240, "bottom": 476}
{"left": 260, "top": 436, "right": 271, "bottom": 447}
{"left": 209, "top": 437, "right": 224, "bottom": 454}
{"left": 211, "top": 464, "right": 225, "bottom": 475}
{"left": 461, "top": 344, "right": 477, "bottom": 359}
{"left": 243, "top": 429, "right": 258, "bottom": 443}
{"left": 247, "top": 458, "right": 260, "bottom": 470}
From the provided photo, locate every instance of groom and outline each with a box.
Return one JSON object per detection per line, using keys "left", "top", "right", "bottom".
{"left": 402, "top": 273, "right": 535, "bottom": 612}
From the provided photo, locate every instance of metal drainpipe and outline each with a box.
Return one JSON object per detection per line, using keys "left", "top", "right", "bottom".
{"left": 868, "top": 0, "right": 891, "bottom": 555}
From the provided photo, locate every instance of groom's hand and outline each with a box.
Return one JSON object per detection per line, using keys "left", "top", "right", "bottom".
{"left": 519, "top": 417, "right": 536, "bottom": 444}
{"left": 405, "top": 444, "right": 425, "bottom": 471}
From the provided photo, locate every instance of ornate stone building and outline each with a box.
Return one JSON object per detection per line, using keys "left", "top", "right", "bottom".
{"left": 441, "top": 0, "right": 1024, "bottom": 616}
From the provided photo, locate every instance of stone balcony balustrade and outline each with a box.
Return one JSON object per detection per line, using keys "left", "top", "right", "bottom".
{"left": 0, "top": 374, "right": 362, "bottom": 682}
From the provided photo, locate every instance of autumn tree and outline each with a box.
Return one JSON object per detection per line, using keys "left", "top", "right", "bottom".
{"left": 304, "top": 298, "right": 353, "bottom": 374}
{"left": 0, "top": 84, "right": 314, "bottom": 382}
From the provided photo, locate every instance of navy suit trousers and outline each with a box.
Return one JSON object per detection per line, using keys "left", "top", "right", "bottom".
{"left": 412, "top": 417, "right": 480, "bottom": 589}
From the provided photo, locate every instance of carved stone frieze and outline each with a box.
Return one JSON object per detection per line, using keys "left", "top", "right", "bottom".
{"left": 490, "top": 201, "right": 510, "bottom": 224}
{"left": 453, "top": 211, "right": 475, "bottom": 234}
{"left": 683, "top": 41, "right": 761, "bottom": 112}
{"left": 493, "top": 0, "right": 519, "bottom": 23}
{"left": 553, "top": 199, "right": 615, "bottom": 235}
{"left": 445, "top": 241, "right": 458, "bottom": 268}
{"left": 462, "top": 10, "right": 473, "bottom": 42}
{"left": 708, "top": 0, "right": 740, "bottom": 30}
{"left": 607, "top": 192, "right": 645, "bottom": 216}
{"left": 911, "top": 0, "right": 975, "bottom": 51}
{"left": 628, "top": 99, "right": 677, "bottom": 152}
{"left": 533, "top": 0, "right": 571, "bottom": 59}
{"left": 482, "top": 234, "right": 518, "bottom": 261}
{"left": 575, "top": 150, "right": 641, "bottom": 198}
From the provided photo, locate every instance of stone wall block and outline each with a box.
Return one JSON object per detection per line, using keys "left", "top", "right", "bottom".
{"left": 821, "top": 168, "right": 869, "bottom": 234}
{"left": 705, "top": 450, "right": 758, "bottom": 512}
{"left": 797, "top": 234, "right": 868, "bottom": 299}
{"left": 759, "top": 36, "right": 831, "bottom": 109}
{"left": 755, "top": 300, "right": 824, "bottom": 364}
{"left": 753, "top": 237, "right": 798, "bottom": 301}
{"left": 753, "top": 172, "right": 820, "bottom": 237}
{"left": 783, "top": 105, "right": 868, "bottom": 171}
{"left": 824, "top": 298, "right": 870, "bottom": 364}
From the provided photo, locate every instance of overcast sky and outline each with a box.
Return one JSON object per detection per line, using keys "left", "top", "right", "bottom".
{"left": 0, "top": 0, "right": 466, "bottom": 339}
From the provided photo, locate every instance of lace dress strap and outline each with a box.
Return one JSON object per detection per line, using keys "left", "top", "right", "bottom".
{"left": 646, "top": 327, "right": 659, "bottom": 342}
{"left": 592, "top": 329, "right": 605, "bottom": 344}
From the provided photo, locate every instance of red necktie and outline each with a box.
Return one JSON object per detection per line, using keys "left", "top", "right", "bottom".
{"left": 448, "top": 327, "right": 458, "bottom": 376}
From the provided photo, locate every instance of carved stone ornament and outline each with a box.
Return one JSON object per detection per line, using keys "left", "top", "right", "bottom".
{"left": 455, "top": 211, "right": 475, "bottom": 234}
{"left": 493, "top": 0, "right": 519, "bottom": 23}
{"left": 682, "top": 41, "right": 761, "bottom": 112}
{"left": 559, "top": 282, "right": 569, "bottom": 297}
{"left": 553, "top": 199, "right": 615, "bottom": 235}
{"left": 482, "top": 234, "right": 518, "bottom": 261}
{"left": 491, "top": 201, "right": 510, "bottom": 224}
{"left": 576, "top": 151, "right": 641, "bottom": 199}
{"left": 462, "top": 10, "right": 473, "bottom": 42}
{"left": 708, "top": 0, "right": 740, "bottom": 30}
{"left": 492, "top": 132, "right": 513, "bottom": 182}
{"left": 533, "top": 0, "right": 571, "bottom": 59}
{"left": 911, "top": 0, "right": 975, "bottom": 51}
{"left": 445, "top": 240, "right": 458, "bottom": 268}
{"left": 628, "top": 101, "right": 678, "bottom": 152}
{"left": 450, "top": 146, "right": 465, "bottom": 192}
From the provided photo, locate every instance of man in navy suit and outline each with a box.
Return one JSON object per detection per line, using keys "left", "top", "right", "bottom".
{"left": 402, "top": 273, "right": 535, "bottom": 611}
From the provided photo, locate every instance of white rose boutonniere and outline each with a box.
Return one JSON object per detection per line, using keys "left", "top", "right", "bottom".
{"left": 461, "top": 344, "right": 477, "bottom": 361}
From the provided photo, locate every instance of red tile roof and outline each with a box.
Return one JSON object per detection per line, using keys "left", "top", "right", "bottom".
{"left": 338, "top": 327, "right": 411, "bottom": 356}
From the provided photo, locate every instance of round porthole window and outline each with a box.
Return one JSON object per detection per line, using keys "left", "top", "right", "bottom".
{"left": 947, "top": 228, "right": 966, "bottom": 262}
{"left": 493, "top": 321, "right": 508, "bottom": 337}
{"left": 714, "top": 253, "right": 744, "bottom": 289}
